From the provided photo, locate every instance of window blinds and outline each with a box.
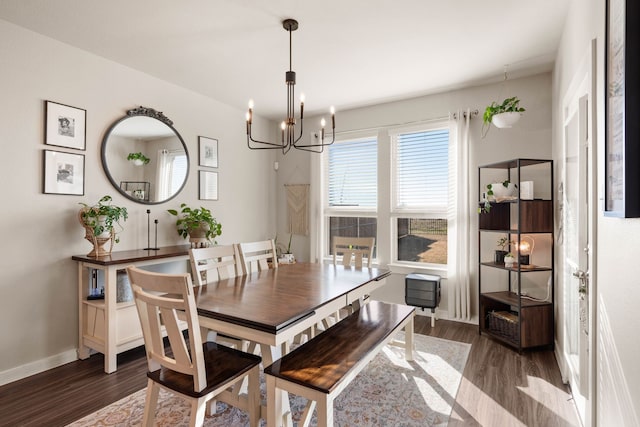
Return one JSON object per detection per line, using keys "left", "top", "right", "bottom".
{"left": 326, "top": 137, "right": 377, "bottom": 208}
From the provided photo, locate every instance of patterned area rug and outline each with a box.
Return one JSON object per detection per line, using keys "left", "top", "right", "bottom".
{"left": 68, "top": 333, "right": 470, "bottom": 427}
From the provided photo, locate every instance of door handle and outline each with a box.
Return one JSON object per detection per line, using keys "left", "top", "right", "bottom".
{"left": 573, "top": 269, "right": 588, "bottom": 297}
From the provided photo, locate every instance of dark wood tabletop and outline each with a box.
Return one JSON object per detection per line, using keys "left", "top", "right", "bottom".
{"left": 71, "top": 245, "right": 191, "bottom": 265}
{"left": 194, "top": 262, "right": 390, "bottom": 334}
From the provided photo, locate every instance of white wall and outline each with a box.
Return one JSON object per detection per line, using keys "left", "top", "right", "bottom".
{"left": 276, "top": 72, "right": 553, "bottom": 322}
{"left": 554, "top": 1, "right": 640, "bottom": 424}
{"left": 0, "top": 19, "right": 277, "bottom": 381}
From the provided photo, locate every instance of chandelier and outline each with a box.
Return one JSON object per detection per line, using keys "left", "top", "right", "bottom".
{"left": 246, "top": 18, "right": 335, "bottom": 154}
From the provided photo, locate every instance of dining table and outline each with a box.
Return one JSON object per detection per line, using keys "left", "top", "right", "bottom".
{"left": 193, "top": 261, "right": 390, "bottom": 425}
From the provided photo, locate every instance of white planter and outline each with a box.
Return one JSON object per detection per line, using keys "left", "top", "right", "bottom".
{"left": 491, "top": 112, "right": 521, "bottom": 128}
{"left": 504, "top": 256, "right": 516, "bottom": 267}
{"left": 489, "top": 182, "right": 517, "bottom": 199}
{"left": 132, "top": 159, "right": 144, "bottom": 166}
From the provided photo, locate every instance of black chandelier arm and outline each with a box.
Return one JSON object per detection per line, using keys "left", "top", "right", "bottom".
{"left": 247, "top": 125, "right": 287, "bottom": 150}
{"left": 294, "top": 127, "right": 336, "bottom": 150}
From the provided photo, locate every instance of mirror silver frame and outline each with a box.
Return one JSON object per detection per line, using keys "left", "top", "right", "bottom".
{"left": 101, "top": 106, "right": 190, "bottom": 204}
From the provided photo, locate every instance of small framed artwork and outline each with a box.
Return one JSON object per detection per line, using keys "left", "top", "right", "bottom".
{"left": 199, "top": 136, "right": 218, "bottom": 168}
{"left": 199, "top": 170, "right": 218, "bottom": 200}
{"left": 45, "top": 100, "right": 86, "bottom": 150}
{"left": 43, "top": 150, "right": 85, "bottom": 195}
{"left": 605, "top": 0, "right": 640, "bottom": 217}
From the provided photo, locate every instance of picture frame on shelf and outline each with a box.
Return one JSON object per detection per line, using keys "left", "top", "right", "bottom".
{"left": 605, "top": 0, "right": 640, "bottom": 217}
{"left": 43, "top": 149, "right": 85, "bottom": 195}
{"left": 199, "top": 170, "right": 218, "bottom": 200}
{"left": 198, "top": 136, "right": 218, "bottom": 168}
{"left": 45, "top": 100, "right": 86, "bottom": 150}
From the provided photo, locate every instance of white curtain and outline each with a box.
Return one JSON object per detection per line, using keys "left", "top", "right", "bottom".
{"left": 156, "top": 149, "right": 170, "bottom": 201}
{"left": 448, "top": 108, "right": 472, "bottom": 321}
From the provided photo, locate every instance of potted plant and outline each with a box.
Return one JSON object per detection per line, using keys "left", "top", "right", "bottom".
{"left": 167, "top": 203, "right": 222, "bottom": 247}
{"left": 78, "top": 195, "right": 128, "bottom": 256}
{"left": 127, "top": 152, "right": 150, "bottom": 166}
{"left": 481, "top": 96, "right": 525, "bottom": 137}
{"left": 276, "top": 234, "right": 295, "bottom": 264}
{"left": 503, "top": 252, "right": 516, "bottom": 268}
{"left": 495, "top": 236, "right": 513, "bottom": 264}
{"left": 478, "top": 180, "right": 516, "bottom": 213}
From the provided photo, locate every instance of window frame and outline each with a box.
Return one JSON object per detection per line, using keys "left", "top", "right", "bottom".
{"left": 321, "top": 132, "right": 378, "bottom": 262}
{"left": 389, "top": 121, "right": 451, "bottom": 268}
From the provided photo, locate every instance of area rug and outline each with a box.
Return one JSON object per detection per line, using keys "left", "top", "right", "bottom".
{"left": 68, "top": 333, "right": 470, "bottom": 427}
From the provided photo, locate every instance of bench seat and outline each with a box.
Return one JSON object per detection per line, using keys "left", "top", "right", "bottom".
{"left": 264, "top": 300, "right": 415, "bottom": 426}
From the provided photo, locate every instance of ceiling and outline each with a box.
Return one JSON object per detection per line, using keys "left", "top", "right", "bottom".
{"left": 0, "top": 0, "right": 571, "bottom": 120}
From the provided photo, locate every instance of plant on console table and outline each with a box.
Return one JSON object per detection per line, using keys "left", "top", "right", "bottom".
{"left": 167, "top": 203, "right": 222, "bottom": 248}
{"left": 78, "top": 195, "right": 128, "bottom": 257}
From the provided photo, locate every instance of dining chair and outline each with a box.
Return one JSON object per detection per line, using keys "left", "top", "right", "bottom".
{"left": 189, "top": 244, "right": 246, "bottom": 349}
{"left": 189, "top": 244, "right": 244, "bottom": 286}
{"left": 322, "top": 236, "right": 376, "bottom": 329}
{"left": 127, "top": 266, "right": 261, "bottom": 427}
{"left": 332, "top": 236, "right": 375, "bottom": 268}
{"left": 238, "top": 239, "right": 278, "bottom": 274}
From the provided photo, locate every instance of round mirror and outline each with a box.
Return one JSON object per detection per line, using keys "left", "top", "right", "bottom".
{"left": 101, "top": 107, "right": 189, "bottom": 204}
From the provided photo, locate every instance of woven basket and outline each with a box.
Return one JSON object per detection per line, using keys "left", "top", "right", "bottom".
{"left": 488, "top": 310, "right": 520, "bottom": 342}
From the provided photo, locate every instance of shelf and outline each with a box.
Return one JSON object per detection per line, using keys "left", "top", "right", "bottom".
{"left": 480, "top": 158, "right": 552, "bottom": 169}
{"left": 480, "top": 262, "right": 552, "bottom": 272}
{"left": 481, "top": 291, "right": 552, "bottom": 308}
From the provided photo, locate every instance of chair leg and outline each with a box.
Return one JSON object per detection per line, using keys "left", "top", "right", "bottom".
{"left": 248, "top": 366, "right": 261, "bottom": 427}
{"left": 190, "top": 396, "right": 207, "bottom": 427}
{"left": 142, "top": 379, "right": 159, "bottom": 427}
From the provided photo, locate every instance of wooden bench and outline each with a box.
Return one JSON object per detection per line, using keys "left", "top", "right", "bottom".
{"left": 264, "top": 300, "right": 415, "bottom": 427}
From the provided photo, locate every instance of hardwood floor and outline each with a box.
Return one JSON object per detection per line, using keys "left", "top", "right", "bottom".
{"left": 0, "top": 316, "right": 580, "bottom": 426}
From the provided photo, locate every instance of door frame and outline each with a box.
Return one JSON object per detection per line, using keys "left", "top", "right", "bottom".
{"left": 557, "top": 38, "right": 598, "bottom": 427}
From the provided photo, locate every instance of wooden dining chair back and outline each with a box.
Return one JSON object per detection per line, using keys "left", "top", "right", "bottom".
{"left": 127, "top": 266, "right": 261, "bottom": 427}
{"left": 238, "top": 239, "right": 278, "bottom": 274}
{"left": 332, "top": 236, "right": 375, "bottom": 268}
{"left": 189, "top": 244, "right": 243, "bottom": 286}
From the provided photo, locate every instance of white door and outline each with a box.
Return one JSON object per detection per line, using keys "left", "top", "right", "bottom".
{"left": 561, "top": 40, "right": 596, "bottom": 426}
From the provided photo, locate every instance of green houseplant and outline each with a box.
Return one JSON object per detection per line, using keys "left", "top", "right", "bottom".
{"left": 127, "top": 152, "right": 150, "bottom": 165}
{"left": 481, "top": 96, "right": 525, "bottom": 137}
{"left": 495, "top": 236, "right": 514, "bottom": 264}
{"left": 78, "top": 195, "right": 128, "bottom": 256}
{"left": 478, "top": 179, "right": 516, "bottom": 213}
{"left": 167, "top": 203, "right": 222, "bottom": 246}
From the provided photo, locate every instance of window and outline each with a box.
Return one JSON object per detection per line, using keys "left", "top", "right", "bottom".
{"left": 392, "top": 126, "right": 449, "bottom": 265}
{"left": 324, "top": 136, "right": 377, "bottom": 256}
{"left": 317, "top": 122, "right": 451, "bottom": 269}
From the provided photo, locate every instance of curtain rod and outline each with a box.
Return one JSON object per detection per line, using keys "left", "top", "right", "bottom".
{"left": 333, "top": 109, "right": 477, "bottom": 136}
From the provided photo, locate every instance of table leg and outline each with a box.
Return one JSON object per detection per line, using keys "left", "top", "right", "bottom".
{"left": 405, "top": 315, "right": 414, "bottom": 361}
{"left": 262, "top": 344, "right": 292, "bottom": 427}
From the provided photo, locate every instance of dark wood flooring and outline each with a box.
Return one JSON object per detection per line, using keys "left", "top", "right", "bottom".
{"left": 0, "top": 316, "right": 580, "bottom": 426}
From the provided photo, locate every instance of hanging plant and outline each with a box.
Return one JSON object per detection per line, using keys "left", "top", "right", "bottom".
{"left": 127, "top": 152, "right": 150, "bottom": 165}
{"left": 481, "top": 96, "right": 525, "bottom": 138}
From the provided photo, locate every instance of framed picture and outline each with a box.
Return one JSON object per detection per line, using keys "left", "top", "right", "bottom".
{"left": 45, "top": 101, "right": 86, "bottom": 150}
{"left": 605, "top": 0, "right": 640, "bottom": 217}
{"left": 199, "top": 136, "right": 218, "bottom": 168}
{"left": 43, "top": 150, "right": 85, "bottom": 195}
{"left": 199, "top": 170, "right": 218, "bottom": 200}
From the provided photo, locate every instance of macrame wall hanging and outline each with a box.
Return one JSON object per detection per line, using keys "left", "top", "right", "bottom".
{"left": 285, "top": 184, "right": 309, "bottom": 236}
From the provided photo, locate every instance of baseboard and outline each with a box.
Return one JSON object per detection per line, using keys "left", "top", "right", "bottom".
{"left": 0, "top": 349, "right": 77, "bottom": 387}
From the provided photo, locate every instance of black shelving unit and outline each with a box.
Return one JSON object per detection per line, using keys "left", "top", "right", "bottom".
{"left": 478, "top": 158, "right": 554, "bottom": 351}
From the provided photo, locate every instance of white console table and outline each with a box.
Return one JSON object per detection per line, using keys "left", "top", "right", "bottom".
{"left": 72, "top": 245, "right": 190, "bottom": 373}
